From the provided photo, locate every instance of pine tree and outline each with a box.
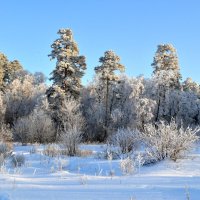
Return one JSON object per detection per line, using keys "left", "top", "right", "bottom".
{"left": 0, "top": 53, "right": 22, "bottom": 91}
{"left": 0, "top": 53, "right": 7, "bottom": 90}
{"left": 183, "top": 78, "right": 200, "bottom": 95}
{"left": 95, "top": 50, "right": 125, "bottom": 140}
{"left": 47, "top": 28, "right": 86, "bottom": 101}
{"left": 151, "top": 44, "right": 182, "bottom": 122}
{"left": 46, "top": 29, "right": 86, "bottom": 140}
{"left": 152, "top": 44, "right": 181, "bottom": 89}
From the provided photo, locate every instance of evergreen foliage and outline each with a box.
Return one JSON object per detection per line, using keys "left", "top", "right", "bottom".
{"left": 94, "top": 50, "right": 125, "bottom": 140}
{"left": 47, "top": 28, "right": 86, "bottom": 100}
{"left": 0, "top": 53, "right": 22, "bottom": 91}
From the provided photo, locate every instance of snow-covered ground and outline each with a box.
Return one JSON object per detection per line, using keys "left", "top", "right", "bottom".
{"left": 0, "top": 143, "right": 200, "bottom": 200}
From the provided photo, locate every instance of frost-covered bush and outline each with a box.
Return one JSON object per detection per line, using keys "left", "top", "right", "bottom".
{"left": 0, "top": 142, "right": 12, "bottom": 166}
{"left": 61, "top": 127, "right": 82, "bottom": 156}
{"left": 142, "top": 120, "right": 199, "bottom": 162}
{"left": 0, "top": 93, "right": 13, "bottom": 143}
{"left": 108, "top": 128, "right": 139, "bottom": 154}
{"left": 56, "top": 98, "right": 84, "bottom": 156}
{"left": 43, "top": 144, "right": 60, "bottom": 157}
{"left": 0, "top": 143, "right": 8, "bottom": 157}
{"left": 120, "top": 157, "right": 135, "bottom": 175}
{"left": 97, "top": 145, "right": 120, "bottom": 160}
{"left": 0, "top": 154, "right": 5, "bottom": 166}
{"left": 5, "top": 74, "right": 46, "bottom": 126}
{"left": 77, "top": 149, "right": 93, "bottom": 157}
{"left": 13, "top": 109, "right": 55, "bottom": 144}
{"left": 11, "top": 154, "right": 25, "bottom": 167}
{"left": 13, "top": 117, "right": 30, "bottom": 144}
{"left": 26, "top": 109, "right": 55, "bottom": 143}
{"left": 0, "top": 123, "right": 12, "bottom": 142}
{"left": 29, "top": 146, "right": 37, "bottom": 154}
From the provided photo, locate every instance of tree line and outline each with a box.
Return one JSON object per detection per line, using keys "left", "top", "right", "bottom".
{"left": 0, "top": 28, "right": 200, "bottom": 151}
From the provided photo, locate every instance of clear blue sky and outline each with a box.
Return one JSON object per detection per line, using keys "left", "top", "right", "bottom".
{"left": 0, "top": 0, "right": 200, "bottom": 84}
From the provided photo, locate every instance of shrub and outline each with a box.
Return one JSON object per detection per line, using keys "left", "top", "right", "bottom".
{"left": 13, "top": 117, "right": 29, "bottom": 144}
{"left": 142, "top": 120, "right": 199, "bottom": 162}
{"left": 0, "top": 142, "right": 12, "bottom": 166}
{"left": 29, "top": 146, "right": 37, "bottom": 154}
{"left": 0, "top": 123, "right": 12, "bottom": 142}
{"left": 77, "top": 149, "right": 93, "bottom": 157}
{"left": 108, "top": 128, "right": 139, "bottom": 155}
{"left": 27, "top": 109, "right": 55, "bottom": 143}
{"left": 120, "top": 157, "right": 135, "bottom": 175}
{"left": 5, "top": 74, "right": 46, "bottom": 126}
{"left": 0, "top": 143, "right": 8, "bottom": 157}
{"left": 0, "top": 143, "right": 7, "bottom": 166}
{"left": 11, "top": 154, "right": 25, "bottom": 167}
{"left": 43, "top": 144, "right": 61, "bottom": 157}
{"left": 50, "top": 98, "right": 85, "bottom": 156}
{"left": 13, "top": 109, "right": 55, "bottom": 144}
{"left": 0, "top": 154, "right": 4, "bottom": 166}
{"left": 97, "top": 145, "right": 120, "bottom": 160}
{"left": 61, "top": 127, "right": 82, "bottom": 156}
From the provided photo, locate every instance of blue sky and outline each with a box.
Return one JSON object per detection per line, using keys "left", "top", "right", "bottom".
{"left": 0, "top": 0, "right": 200, "bottom": 84}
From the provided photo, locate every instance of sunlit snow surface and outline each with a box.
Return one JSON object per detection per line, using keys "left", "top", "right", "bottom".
{"left": 0, "top": 143, "right": 200, "bottom": 200}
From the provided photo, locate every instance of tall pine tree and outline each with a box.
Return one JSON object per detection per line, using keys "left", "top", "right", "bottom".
{"left": 95, "top": 50, "right": 125, "bottom": 140}
{"left": 47, "top": 28, "right": 86, "bottom": 102}
{"left": 151, "top": 44, "right": 182, "bottom": 122}
{"left": 152, "top": 44, "right": 181, "bottom": 89}
{"left": 46, "top": 29, "right": 86, "bottom": 140}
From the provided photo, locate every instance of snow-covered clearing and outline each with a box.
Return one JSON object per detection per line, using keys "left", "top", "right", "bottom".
{"left": 0, "top": 143, "right": 200, "bottom": 200}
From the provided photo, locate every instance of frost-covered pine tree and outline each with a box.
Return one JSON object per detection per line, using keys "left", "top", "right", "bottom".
{"left": 95, "top": 50, "right": 125, "bottom": 140}
{"left": 47, "top": 28, "right": 86, "bottom": 100}
{"left": 152, "top": 44, "right": 181, "bottom": 89}
{"left": 151, "top": 44, "right": 182, "bottom": 122}
{"left": 46, "top": 29, "right": 86, "bottom": 141}
{"left": 0, "top": 53, "right": 8, "bottom": 90}
{"left": 183, "top": 77, "right": 200, "bottom": 96}
{"left": 0, "top": 53, "right": 22, "bottom": 91}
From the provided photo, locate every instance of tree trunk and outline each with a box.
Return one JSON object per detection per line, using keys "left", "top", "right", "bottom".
{"left": 155, "top": 96, "right": 160, "bottom": 123}
{"left": 104, "top": 78, "right": 109, "bottom": 140}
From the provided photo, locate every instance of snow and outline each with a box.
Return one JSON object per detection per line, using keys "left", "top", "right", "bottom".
{"left": 0, "top": 143, "right": 200, "bottom": 200}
